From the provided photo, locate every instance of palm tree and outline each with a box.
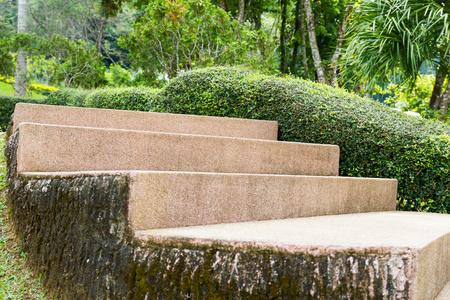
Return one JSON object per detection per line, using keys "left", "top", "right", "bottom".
{"left": 14, "top": 0, "right": 28, "bottom": 97}
{"left": 340, "top": 0, "right": 450, "bottom": 114}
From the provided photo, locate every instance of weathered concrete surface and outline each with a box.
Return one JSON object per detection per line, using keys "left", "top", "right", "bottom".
{"left": 435, "top": 281, "right": 450, "bottom": 300}
{"left": 21, "top": 171, "right": 397, "bottom": 230}
{"left": 16, "top": 122, "right": 340, "bottom": 176}
{"left": 128, "top": 171, "right": 397, "bottom": 230}
{"left": 13, "top": 102, "right": 279, "bottom": 140}
{"left": 136, "top": 211, "right": 450, "bottom": 300}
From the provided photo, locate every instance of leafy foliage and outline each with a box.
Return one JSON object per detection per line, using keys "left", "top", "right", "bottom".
{"left": 120, "top": 0, "right": 277, "bottom": 81}
{"left": 157, "top": 67, "right": 450, "bottom": 213}
{"left": 9, "top": 34, "right": 107, "bottom": 89}
{"left": 0, "top": 37, "right": 13, "bottom": 80}
{"left": 84, "top": 87, "right": 160, "bottom": 111}
{"left": 46, "top": 89, "right": 91, "bottom": 107}
{"left": 340, "top": 0, "right": 450, "bottom": 87}
{"left": 0, "top": 0, "right": 16, "bottom": 38}
{"left": 41, "top": 35, "right": 107, "bottom": 89}
{"left": 382, "top": 75, "right": 448, "bottom": 120}
{"left": 106, "top": 63, "right": 133, "bottom": 87}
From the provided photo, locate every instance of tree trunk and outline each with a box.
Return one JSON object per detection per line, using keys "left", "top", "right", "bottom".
{"left": 97, "top": 17, "right": 106, "bottom": 56}
{"left": 304, "top": 0, "right": 329, "bottom": 85}
{"left": 440, "top": 78, "right": 450, "bottom": 116}
{"left": 279, "top": 0, "right": 287, "bottom": 73}
{"left": 220, "top": 0, "right": 228, "bottom": 12}
{"left": 300, "top": 0, "right": 310, "bottom": 78}
{"left": 15, "top": 0, "right": 28, "bottom": 97}
{"left": 330, "top": 3, "right": 352, "bottom": 87}
{"left": 238, "top": 0, "right": 245, "bottom": 25}
{"left": 429, "top": 67, "right": 444, "bottom": 110}
{"left": 290, "top": 0, "right": 301, "bottom": 74}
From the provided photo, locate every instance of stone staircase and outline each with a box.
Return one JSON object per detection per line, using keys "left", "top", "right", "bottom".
{"left": 6, "top": 103, "right": 450, "bottom": 299}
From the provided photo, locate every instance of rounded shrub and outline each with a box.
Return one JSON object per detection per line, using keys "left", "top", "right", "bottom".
{"left": 46, "top": 89, "right": 90, "bottom": 107}
{"left": 157, "top": 67, "right": 450, "bottom": 213}
{"left": 84, "top": 87, "right": 160, "bottom": 111}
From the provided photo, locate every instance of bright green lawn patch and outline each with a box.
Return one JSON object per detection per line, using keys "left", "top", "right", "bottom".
{"left": 0, "top": 134, "right": 48, "bottom": 299}
{"left": 0, "top": 82, "right": 14, "bottom": 97}
{"left": 0, "top": 82, "right": 46, "bottom": 99}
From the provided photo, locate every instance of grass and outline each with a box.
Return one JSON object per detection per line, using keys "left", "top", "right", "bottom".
{"left": 0, "top": 82, "right": 46, "bottom": 99}
{"left": 0, "top": 133, "right": 48, "bottom": 299}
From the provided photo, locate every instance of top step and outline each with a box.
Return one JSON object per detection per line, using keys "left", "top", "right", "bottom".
{"left": 12, "top": 103, "right": 278, "bottom": 140}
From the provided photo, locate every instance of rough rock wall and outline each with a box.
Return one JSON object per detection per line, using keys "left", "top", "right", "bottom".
{"left": 6, "top": 129, "right": 415, "bottom": 299}
{"left": 6, "top": 131, "right": 134, "bottom": 299}
{"left": 131, "top": 242, "right": 414, "bottom": 300}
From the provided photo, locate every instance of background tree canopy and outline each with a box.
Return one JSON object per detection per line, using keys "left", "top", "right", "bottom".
{"left": 1, "top": 0, "right": 450, "bottom": 120}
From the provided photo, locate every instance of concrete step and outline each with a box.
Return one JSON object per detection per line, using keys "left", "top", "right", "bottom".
{"left": 23, "top": 170, "right": 397, "bottom": 230}
{"left": 13, "top": 103, "right": 278, "bottom": 140}
{"left": 436, "top": 281, "right": 450, "bottom": 300}
{"left": 15, "top": 122, "right": 340, "bottom": 175}
{"left": 135, "top": 211, "right": 450, "bottom": 300}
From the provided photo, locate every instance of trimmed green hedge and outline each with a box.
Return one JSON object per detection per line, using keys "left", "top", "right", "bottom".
{"left": 1, "top": 87, "right": 161, "bottom": 130}
{"left": 0, "top": 95, "right": 46, "bottom": 131}
{"left": 46, "top": 89, "right": 90, "bottom": 107}
{"left": 84, "top": 87, "right": 160, "bottom": 111}
{"left": 157, "top": 67, "right": 450, "bottom": 213}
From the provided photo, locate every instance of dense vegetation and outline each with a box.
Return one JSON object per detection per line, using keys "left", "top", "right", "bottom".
{"left": 156, "top": 67, "right": 450, "bottom": 213}
{"left": 2, "top": 0, "right": 450, "bottom": 120}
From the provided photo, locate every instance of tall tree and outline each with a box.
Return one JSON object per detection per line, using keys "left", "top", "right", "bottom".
{"left": 279, "top": 0, "right": 288, "bottom": 73}
{"left": 289, "top": 0, "right": 301, "bottom": 74}
{"left": 219, "top": 0, "right": 228, "bottom": 11}
{"left": 15, "top": 0, "right": 28, "bottom": 97}
{"left": 0, "top": 0, "right": 17, "bottom": 37}
{"left": 329, "top": 3, "right": 352, "bottom": 86}
{"left": 120, "top": 0, "right": 268, "bottom": 80}
{"left": 237, "top": 0, "right": 245, "bottom": 24}
{"left": 299, "top": 0, "right": 310, "bottom": 77}
{"left": 303, "top": 0, "right": 329, "bottom": 84}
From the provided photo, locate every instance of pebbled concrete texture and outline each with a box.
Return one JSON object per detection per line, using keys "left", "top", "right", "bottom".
{"left": 13, "top": 102, "right": 279, "bottom": 140}
{"left": 128, "top": 171, "right": 397, "bottom": 230}
{"left": 16, "top": 122, "right": 340, "bottom": 176}
{"left": 435, "top": 281, "right": 450, "bottom": 300}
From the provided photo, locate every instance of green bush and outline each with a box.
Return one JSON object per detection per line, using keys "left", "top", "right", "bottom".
{"left": 0, "top": 95, "right": 46, "bottom": 131}
{"left": 84, "top": 87, "right": 160, "bottom": 111}
{"left": 157, "top": 67, "right": 450, "bottom": 213}
{"left": 106, "top": 64, "right": 133, "bottom": 87}
{"left": 46, "top": 89, "right": 90, "bottom": 107}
